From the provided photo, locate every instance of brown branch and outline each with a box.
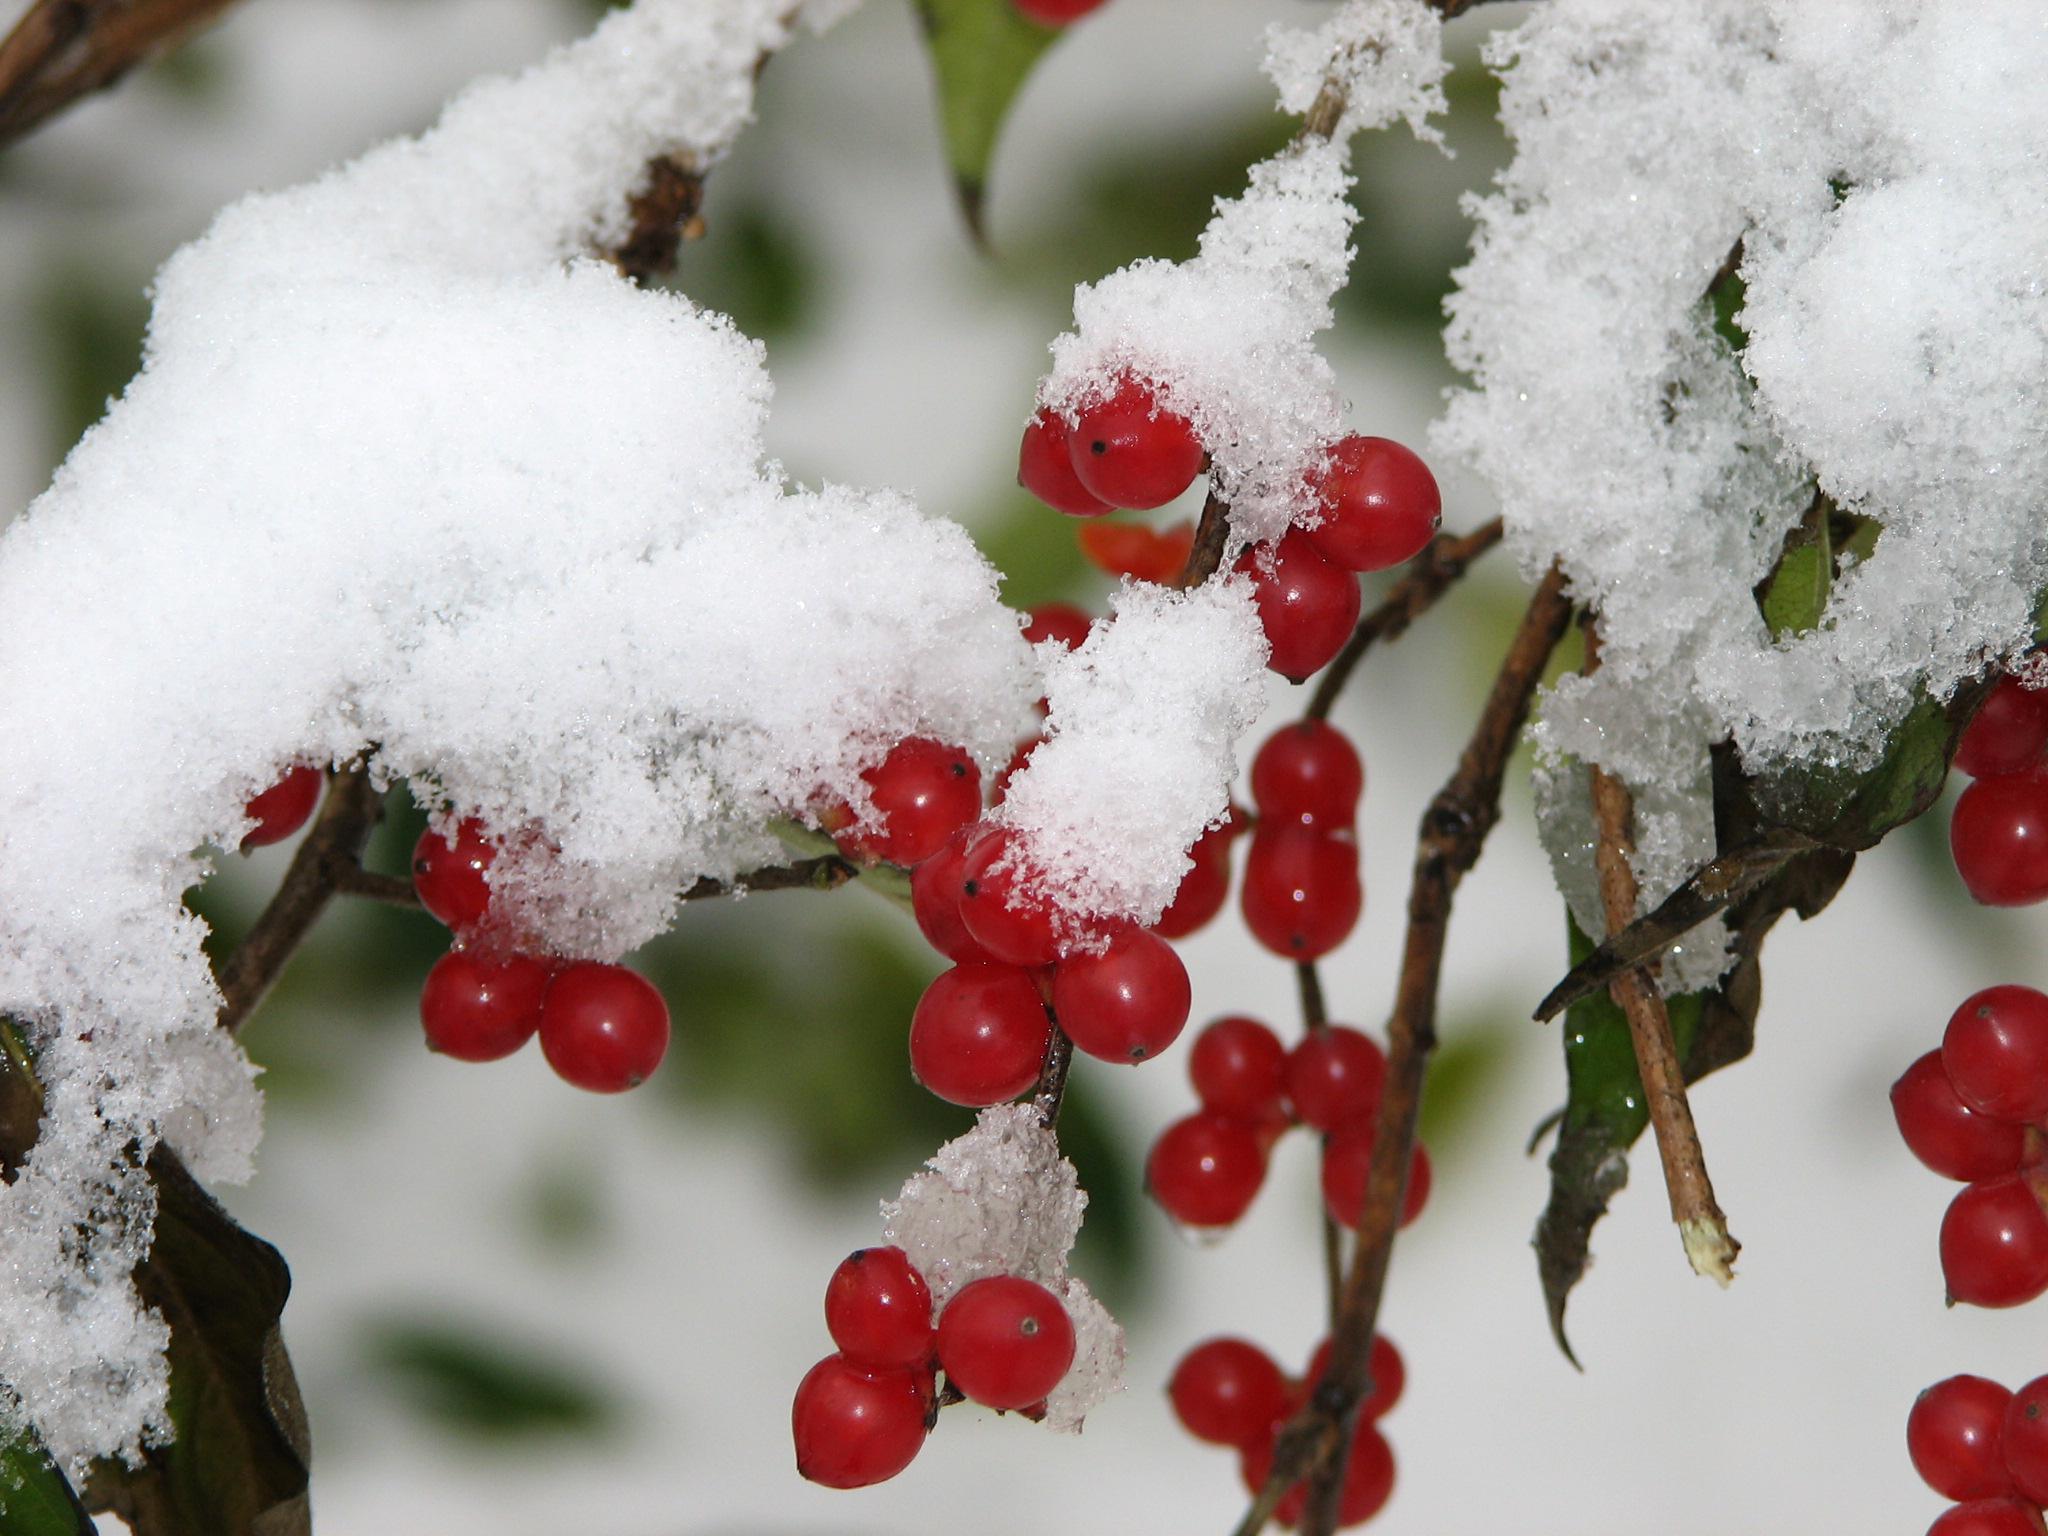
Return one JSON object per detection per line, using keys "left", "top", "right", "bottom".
{"left": 1583, "top": 630, "right": 1738, "bottom": 1285}
{"left": 610, "top": 152, "right": 708, "bottom": 282}
{"left": 678, "top": 855, "right": 859, "bottom": 902}
{"left": 1176, "top": 485, "right": 1234, "bottom": 589}
{"left": 0, "top": 0, "right": 239, "bottom": 151}
{"left": 1031, "top": 1024, "right": 1076, "bottom": 1130}
{"left": 214, "top": 768, "right": 385, "bottom": 1036}
{"left": 1235, "top": 564, "right": 1572, "bottom": 1536}
{"left": 1295, "top": 962, "right": 1327, "bottom": 1031}
{"left": 328, "top": 865, "right": 420, "bottom": 908}
{"left": 1306, "top": 517, "right": 1504, "bottom": 720}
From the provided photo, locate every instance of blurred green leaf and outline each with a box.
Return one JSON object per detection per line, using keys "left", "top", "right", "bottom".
{"left": 911, "top": 0, "right": 1063, "bottom": 238}
{"left": 0, "top": 1430, "right": 94, "bottom": 1536}
{"left": 1416, "top": 1014, "right": 1516, "bottom": 1157}
{"left": 363, "top": 1318, "right": 619, "bottom": 1441}
{"left": 669, "top": 203, "right": 814, "bottom": 344}
{"left": 31, "top": 265, "right": 148, "bottom": 460}
{"left": 1757, "top": 494, "right": 1830, "bottom": 639}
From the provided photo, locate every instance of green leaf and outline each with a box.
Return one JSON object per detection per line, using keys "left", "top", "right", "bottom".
{"left": 0, "top": 1430, "right": 95, "bottom": 1536}
{"left": 363, "top": 1318, "right": 619, "bottom": 1441}
{"left": 1756, "top": 494, "right": 1830, "bottom": 638}
{"left": 911, "top": 0, "right": 1063, "bottom": 239}
{"left": 85, "top": 1153, "right": 309, "bottom": 1536}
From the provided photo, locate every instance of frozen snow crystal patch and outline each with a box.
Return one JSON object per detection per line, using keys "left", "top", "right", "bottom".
{"left": 1263, "top": 0, "right": 1449, "bottom": 145}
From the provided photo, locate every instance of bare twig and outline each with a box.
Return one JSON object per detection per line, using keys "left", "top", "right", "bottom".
{"left": 0, "top": 0, "right": 239, "bottom": 151}
{"left": 1176, "top": 486, "right": 1234, "bottom": 589}
{"left": 1295, "top": 962, "right": 1327, "bottom": 1031}
{"left": 611, "top": 152, "right": 709, "bottom": 281}
{"left": 1306, "top": 518, "right": 1505, "bottom": 720}
{"left": 1032, "top": 1026, "right": 1076, "bottom": 1130}
{"left": 1583, "top": 631, "right": 1738, "bottom": 1285}
{"left": 678, "top": 855, "right": 859, "bottom": 902}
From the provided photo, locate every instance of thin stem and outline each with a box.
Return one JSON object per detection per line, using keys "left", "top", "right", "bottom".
{"left": 0, "top": 0, "right": 239, "bottom": 150}
{"left": 1032, "top": 1027, "right": 1077, "bottom": 1131}
{"left": 1177, "top": 486, "right": 1234, "bottom": 589}
{"left": 1295, "top": 962, "right": 1327, "bottom": 1031}
{"left": 678, "top": 855, "right": 859, "bottom": 901}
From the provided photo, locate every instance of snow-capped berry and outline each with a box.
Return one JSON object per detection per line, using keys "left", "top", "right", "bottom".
{"left": 1950, "top": 772, "right": 2048, "bottom": 906}
{"left": 936, "top": 1276, "right": 1076, "bottom": 1411}
{"left": 1067, "top": 377, "right": 1205, "bottom": 511}
{"left": 1051, "top": 925, "right": 1191, "bottom": 1064}
{"left": 1234, "top": 531, "right": 1362, "bottom": 683}
{"left": 1322, "top": 1124, "right": 1430, "bottom": 1231}
{"left": 791, "top": 1353, "right": 931, "bottom": 1489}
{"left": 1147, "top": 1112, "right": 1267, "bottom": 1229}
{"left": 1303, "top": 435, "right": 1442, "bottom": 574}
{"left": 241, "top": 765, "right": 322, "bottom": 849}
{"left": 2005, "top": 1374, "right": 2048, "bottom": 1506}
{"left": 908, "top": 961, "right": 1051, "bottom": 1107}
{"left": 825, "top": 1247, "right": 936, "bottom": 1372}
{"left": 1926, "top": 1499, "right": 2048, "bottom": 1536}
{"left": 1957, "top": 676, "right": 2048, "bottom": 780}
{"left": 1286, "top": 1026, "right": 1388, "bottom": 1133}
{"left": 1023, "top": 601, "right": 1094, "bottom": 650}
{"left": 1019, "top": 409, "right": 1111, "bottom": 517}
{"left": 835, "top": 738, "right": 982, "bottom": 867}
{"left": 1943, "top": 985, "right": 2048, "bottom": 1126}
{"left": 419, "top": 949, "right": 552, "bottom": 1062}
{"left": 538, "top": 963, "right": 669, "bottom": 1093}
{"left": 1078, "top": 518, "right": 1195, "bottom": 584}
{"left": 1908, "top": 1375, "right": 2016, "bottom": 1502}
{"left": 1012, "top": 0, "right": 1108, "bottom": 24}
{"left": 1939, "top": 1171, "right": 2048, "bottom": 1308}
{"left": 1153, "top": 810, "right": 1241, "bottom": 940}
{"left": 1241, "top": 827, "right": 1363, "bottom": 961}
{"left": 958, "top": 829, "right": 1065, "bottom": 968}
{"left": 1189, "top": 1016, "right": 1289, "bottom": 1120}
{"left": 1251, "top": 720, "right": 1364, "bottom": 829}
{"left": 1169, "top": 1338, "right": 1290, "bottom": 1448}
{"left": 413, "top": 817, "right": 497, "bottom": 931}
{"left": 1892, "top": 1050, "right": 2030, "bottom": 1182}
{"left": 909, "top": 827, "right": 995, "bottom": 964}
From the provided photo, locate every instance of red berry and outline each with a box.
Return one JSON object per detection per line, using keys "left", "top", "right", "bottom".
{"left": 1013, "top": 0, "right": 1107, "bottom": 24}
{"left": 1153, "top": 811, "right": 1240, "bottom": 940}
{"left": 1337, "top": 1420, "right": 1397, "bottom": 1527}
{"left": 836, "top": 739, "right": 982, "bottom": 867}
{"left": 1927, "top": 1500, "right": 2048, "bottom": 1536}
{"left": 1940, "top": 1171, "right": 2048, "bottom": 1307}
{"left": 2004, "top": 1373, "right": 2048, "bottom": 1505}
{"left": 1957, "top": 676, "right": 2048, "bottom": 779}
{"left": 1944, "top": 986, "right": 2048, "bottom": 1125}
{"left": 908, "top": 962, "right": 1051, "bottom": 1106}
{"left": 1305, "top": 1333, "right": 1406, "bottom": 1420}
{"left": 1239, "top": 1429, "right": 1309, "bottom": 1528}
{"left": 1068, "top": 378, "right": 1205, "bottom": 511}
{"left": 825, "top": 1247, "right": 935, "bottom": 1371}
{"left": 1235, "top": 531, "right": 1362, "bottom": 683}
{"left": 1147, "top": 1112, "right": 1267, "bottom": 1229}
{"left": 936, "top": 1276, "right": 1076, "bottom": 1410}
{"left": 1241, "top": 827, "right": 1363, "bottom": 960}
{"left": 1893, "top": 1050, "right": 2030, "bottom": 1181}
{"left": 1189, "top": 1016, "right": 1289, "bottom": 1120}
{"left": 1286, "top": 1026, "right": 1388, "bottom": 1132}
{"left": 1303, "top": 435, "right": 1442, "bottom": 574}
{"left": 1951, "top": 772, "right": 2048, "bottom": 906}
{"left": 241, "top": 765, "right": 322, "bottom": 849}
{"left": 910, "top": 827, "right": 995, "bottom": 964}
{"left": 419, "top": 949, "right": 551, "bottom": 1062}
{"left": 791, "top": 1353, "right": 930, "bottom": 1489}
{"left": 1023, "top": 602, "right": 1094, "bottom": 650}
{"left": 1168, "top": 1338, "right": 1291, "bottom": 1448}
{"left": 958, "top": 829, "right": 1065, "bottom": 967}
{"left": 1321, "top": 1124, "right": 1430, "bottom": 1230}
{"left": 1051, "top": 925, "right": 1191, "bottom": 1064}
{"left": 1077, "top": 518, "right": 1196, "bottom": 584}
{"left": 991, "top": 738, "right": 1039, "bottom": 805}
{"left": 1909, "top": 1375, "right": 2016, "bottom": 1501}
{"left": 538, "top": 963, "right": 669, "bottom": 1092}
{"left": 414, "top": 818, "right": 496, "bottom": 931}
{"left": 1252, "top": 721, "right": 1365, "bottom": 829}
{"left": 1019, "top": 409, "right": 1111, "bottom": 517}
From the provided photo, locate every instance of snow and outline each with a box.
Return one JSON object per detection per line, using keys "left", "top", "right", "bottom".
{"left": 1439, "top": 0, "right": 2048, "bottom": 967}
{"left": 879, "top": 1105, "right": 1125, "bottom": 1431}
{"left": 1262, "top": 0, "right": 1449, "bottom": 146}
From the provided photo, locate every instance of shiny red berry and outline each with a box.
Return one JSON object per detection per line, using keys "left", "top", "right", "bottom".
{"left": 1908, "top": 1375, "right": 2016, "bottom": 1501}
{"left": 1241, "top": 827, "right": 1363, "bottom": 960}
{"left": 908, "top": 962, "right": 1051, "bottom": 1106}
{"left": 1019, "top": 409, "right": 1111, "bottom": 517}
{"left": 1023, "top": 602, "right": 1094, "bottom": 650}
{"left": 958, "top": 829, "right": 1065, "bottom": 967}
{"left": 1337, "top": 1420, "right": 1397, "bottom": 1526}
{"left": 991, "top": 738, "right": 1040, "bottom": 804}
{"left": 1927, "top": 1499, "right": 2048, "bottom": 1536}
{"left": 825, "top": 1247, "right": 936, "bottom": 1372}
{"left": 1147, "top": 1112, "right": 1267, "bottom": 1229}
{"left": 1013, "top": 0, "right": 1108, "bottom": 23}
{"left": 419, "top": 949, "right": 552, "bottom": 1062}
{"left": 2004, "top": 1373, "right": 2048, "bottom": 1505}
{"left": 241, "top": 765, "right": 322, "bottom": 849}
{"left": 1068, "top": 378, "right": 1205, "bottom": 511}
{"left": 791, "top": 1353, "right": 930, "bottom": 1489}
{"left": 1286, "top": 1026, "right": 1388, "bottom": 1132}
{"left": 1252, "top": 720, "right": 1364, "bottom": 829}
{"left": 1944, "top": 985, "right": 2048, "bottom": 1125}
{"left": 1940, "top": 1171, "right": 2048, "bottom": 1307}
{"left": 1893, "top": 1050, "right": 2030, "bottom": 1182}
{"left": 538, "top": 963, "right": 669, "bottom": 1092}
{"left": 1189, "top": 1016, "right": 1289, "bottom": 1120}
{"left": 1957, "top": 677, "right": 2048, "bottom": 779}
{"left": 1322, "top": 1124, "right": 1430, "bottom": 1230}
{"left": 1235, "top": 531, "right": 1362, "bottom": 683}
{"left": 909, "top": 827, "right": 995, "bottom": 964}
{"left": 1304, "top": 435, "right": 1442, "bottom": 573}
{"left": 414, "top": 818, "right": 496, "bottom": 931}
{"left": 1951, "top": 772, "right": 2048, "bottom": 906}
{"left": 1051, "top": 925, "right": 1191, "bottom": 1064}
{"left": 836, "top": 739, "right": 982, "bottom": 867}
{"left": 1153, "top": 811, "right": 1240, "bottom": 940}
{"left": 936, "top": 1276, "right": 1076, "bottom": 1410}
{"left": 1169, "top": 1338, "right": 1291, "bottom": 1448}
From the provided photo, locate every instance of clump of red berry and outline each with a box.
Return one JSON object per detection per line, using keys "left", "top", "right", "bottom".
{"left": 794, "top": 1247, "right": 937, "bottom": 1489}
{"left": 1017, "top": 377, "right": 1205, "bottom": 517}
{"left": 241, "top": 764, "right": 324, "bottom": 849}
{"left": 824, "top": 737, "right": 983, "bottom": 868}
{"left": 1241, "top": 721, "right": 1365, "bottom": 961}
{"left": 1950, "top": 671, "right": 2048, "bottom": 907}
{"left": 1908, "top": 1373, "right": 2048, "bottom": 1534}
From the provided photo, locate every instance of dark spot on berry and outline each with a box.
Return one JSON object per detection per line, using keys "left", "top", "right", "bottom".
{"left": 1019, "top": 1317, "right": 1039, "bottom": 1337}
{"left": 1089, "top": 440, "right": 1107, "bottom": 456}
{"left": 962, "top": 878, "right": 980, "bottom": 897}
{"left": 950, "top": 762, "right": 968, "bottom": 778}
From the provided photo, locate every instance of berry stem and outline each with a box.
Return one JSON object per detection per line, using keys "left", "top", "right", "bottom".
{"left": 1032, "top": 1018, "right": 1077, "bottom": 1131}
{"left": 679, "top": 853, "right": 861, "bottom": 901}
{"left": 1295, "top": 962, "right": 1328, "bottom": 1031}
{"left": 1175, "top": 485, "right": 1235, "bottom": 590}
{"left": 1585, "top": 624, "right": 1739, "bottom": 1287}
